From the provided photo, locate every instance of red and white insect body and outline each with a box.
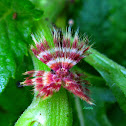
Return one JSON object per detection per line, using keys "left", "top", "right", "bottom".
{"left": 21, "top": 27, "right": 93, "bottom": 104}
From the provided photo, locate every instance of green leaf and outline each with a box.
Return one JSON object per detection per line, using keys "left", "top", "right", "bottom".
{"left": 0, "top": 0, "right": 43, "bottom": 93}
{"left": 0, "top": 80, "right": 33, "bottom": 126}
{"left": 73, "top": 0, "right": 126, "bottom": 66}
{"left": 85, "top": 48, "right": 126, "bottom": 112}
{"left": 0, "top": 54, "right": 33, "bottom": 126}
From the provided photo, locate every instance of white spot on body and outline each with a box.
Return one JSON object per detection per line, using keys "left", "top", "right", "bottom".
{"left": 42, "top": 72, "right": 50, "bottom": 86}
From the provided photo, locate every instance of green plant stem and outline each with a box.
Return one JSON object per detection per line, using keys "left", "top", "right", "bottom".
{"left": 15, "top": 87, "right": 72, "bottom": 126}
{"left": 85, "top": 48, "right": 126, "bottom": 112}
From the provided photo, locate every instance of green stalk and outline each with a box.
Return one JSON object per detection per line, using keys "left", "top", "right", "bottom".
{"left": 85, "top": 48, "right": 126, "bottom": 112}
{"left": 15, "top": 86, "right": 72, "bottom": 126}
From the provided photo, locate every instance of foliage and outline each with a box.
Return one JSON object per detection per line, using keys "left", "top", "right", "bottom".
{"left": 0, "top": 0, "right": 43, "bottom": 93}
{"left": 0, "top": 0, "right": 126, "bottom": 126}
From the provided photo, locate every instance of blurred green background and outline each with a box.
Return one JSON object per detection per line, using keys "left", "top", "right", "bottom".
{"left": 0, "top": 0, "right": 126, "bottom": 126}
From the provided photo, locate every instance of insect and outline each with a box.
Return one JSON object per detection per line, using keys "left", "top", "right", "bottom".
{"left": 21, "top": 27, "right": 93, "bottom": 104}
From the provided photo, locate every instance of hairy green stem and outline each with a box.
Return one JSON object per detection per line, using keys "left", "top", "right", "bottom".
{"left": 85, "top": 48, "right": 126, "bottom": 112}
{"left": 15, "top": 87, "right": 72, "bottom": 126}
